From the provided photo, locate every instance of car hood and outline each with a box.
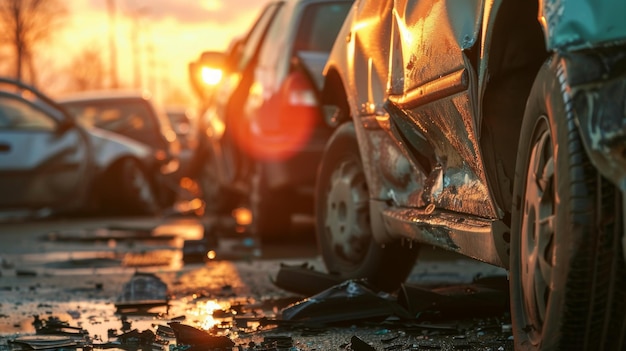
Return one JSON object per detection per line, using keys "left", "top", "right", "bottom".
{"left": 84, "top": 127, "right": 154, "bottom": 168}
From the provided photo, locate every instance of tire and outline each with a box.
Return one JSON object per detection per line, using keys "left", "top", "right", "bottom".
{"left": 197, "top": 158, "right": 237, "bottom": 215}
{"left": 249, "top": 172, "right": 293, "bottom": 242}
{"left": 101, "top": 158, "right": 160, "bottom": 216}
{"left": 315, "top": 122, "right": 418, "bottom": 292}
{"left": 510, "top": 56, "right": 626, "bottom": 350}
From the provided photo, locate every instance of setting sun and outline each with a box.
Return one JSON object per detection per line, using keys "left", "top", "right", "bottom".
{"left": 0, "top": 0, "right": 269, "bottom": 107}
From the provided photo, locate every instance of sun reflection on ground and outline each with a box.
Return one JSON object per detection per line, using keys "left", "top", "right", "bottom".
{"left": 185, "top": 300, "right": 231, "bottom": 330}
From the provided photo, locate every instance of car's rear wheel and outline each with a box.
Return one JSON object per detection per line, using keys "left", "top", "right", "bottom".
{"left": 101, "top": 158, "right": 160, "bottom": 216}
{"left": 316, "top": 122, "right": 418, "bottom": 292}
{"left": 511, "top": 57, "right": 626, "bottom": 350}
{"left": 198, "top": 158, "right": 236, "bottom": 215}
{"left": 249, "top": 174, "right": 293, "bottom": 242}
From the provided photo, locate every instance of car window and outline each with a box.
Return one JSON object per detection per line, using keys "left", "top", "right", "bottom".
{"left": 294, "top": 2, "right": 352, "bottom": 53}
{"left": 63, "top": 99, "right": 159, "bottom": 147}
{"left": 256, "top": 1, "right": 290, "bottom": 74}
{"left": 0, "top": 96, "right": 56, "bottom": 131}
{"left": 237, "top": 1, "right": 284, "bottom": 72}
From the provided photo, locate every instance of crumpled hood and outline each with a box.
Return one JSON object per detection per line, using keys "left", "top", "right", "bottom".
{"left": 84, "top": 127, "right": 154, "bottom": 169}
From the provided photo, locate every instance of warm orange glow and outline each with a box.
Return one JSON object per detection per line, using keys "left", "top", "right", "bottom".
{"left": 187, "top": 300, "right": 231, "bottom": 331}
{"left": 180, "top": 177, "right": 194, "bottom": 189}
{"left": 155, "top": 149, "right": 167, "bottom": 161}
{"left": 237, "top": 71, "right": 319, "bottom": 162}
{"left": 207, "top": 250, "right": 216, "bottom": 260}
{"left": 201, "top": 67, "right": 223, "bottom": 86}
{"left": 232, "top": 207, "right": 252, "bottom": 226}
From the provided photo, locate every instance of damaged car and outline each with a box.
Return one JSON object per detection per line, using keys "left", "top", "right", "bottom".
{"left": 59, "top": 91, "right": 181, "bottom": 209}
{"left": 317, "top": 0, "right": 626, "bottom": 349}
{"left": 198, "top": 0, "right": 353, "bottom": 240}
{"left": 0, "top": 78, "right": 162, "bottom": 218}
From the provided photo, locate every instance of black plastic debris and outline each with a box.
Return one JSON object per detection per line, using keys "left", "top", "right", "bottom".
{"left": 398, "top": 275, "right": 509, "bottom": 319}
{"left": 347, "top": 335, "right": 376, "bottom": 351}
{"left": 115, "top": 272, "right": 169, "bottom": 314}
{"left": 272, "top": 262, "right": 345, "bottom": 296}
{"left": 281, "top": 280, "right": 411, "bottom": 325}
{"left": 168, "top": 322, "right": 235, "bottom": 349}
{"left": 45, "top": 226, "right": 173, "bottom": 243}
{"left": 9, "top": 335, "right": 80, "bottom": 350}
{"left": 95, "top": 329, "right": 160, "bottom": 350}
{"left": 116, "top": 329, "right": 156, "bottom": 346}
{"left": 16, "top": 269, "right": 37, "bottom": 277}
{"left": 260, "top": 335, "right": 294, "bottom": 349}
{"left": 33, "top": 315, "right": 88, "bottom": 336}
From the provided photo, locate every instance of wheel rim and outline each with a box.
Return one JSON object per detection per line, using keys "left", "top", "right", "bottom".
{"left": 323, "top": 155, "right": 371, "bottom": 268}
{"left": 519, "top": 115, "right": 556, "bottom": 343}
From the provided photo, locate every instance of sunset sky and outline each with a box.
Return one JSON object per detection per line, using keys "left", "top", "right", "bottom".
{"left": 44, "top": 0, "right": 270, "bottom": 105}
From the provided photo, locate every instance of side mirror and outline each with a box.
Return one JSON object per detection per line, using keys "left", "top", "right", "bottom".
{"left": 56, "top": 117, "right": 75, "bottom": 135}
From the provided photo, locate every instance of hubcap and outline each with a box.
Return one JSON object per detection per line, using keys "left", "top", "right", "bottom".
{"left": 520, "top": 116, "right": 556, "bottom": 342}
{"left": 324, "top": 157, "right": 370, "bottom": 267}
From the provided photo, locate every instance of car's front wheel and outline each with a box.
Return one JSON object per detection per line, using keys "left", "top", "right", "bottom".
{"left": 510, "top": 57, "right": 626, "bottom": 350}
{"left": 101, "top": 158, "right": 160, "bottom": 216}
{"left": 316, "top": 122, "right": 418, "bottom": 292}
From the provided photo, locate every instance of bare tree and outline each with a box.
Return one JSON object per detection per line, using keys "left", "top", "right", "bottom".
{"left": 0, "top": 0, "right": 67, "bottom": 85}
{"left": 65, "top": 46, "right": 107, "bottom": 92}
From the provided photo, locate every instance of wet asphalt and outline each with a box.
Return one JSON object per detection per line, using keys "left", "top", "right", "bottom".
{"left": 0, "top": 213, "right": 513, "bottom": 350}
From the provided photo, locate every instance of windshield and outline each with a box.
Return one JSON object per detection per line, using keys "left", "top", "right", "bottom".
{"left": 62, "top": 99, "right": 164, "bottom": 150}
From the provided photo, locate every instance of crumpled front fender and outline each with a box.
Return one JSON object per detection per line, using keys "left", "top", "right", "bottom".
{"left": 539, "top": 0, "right": 626, "bottom": 51}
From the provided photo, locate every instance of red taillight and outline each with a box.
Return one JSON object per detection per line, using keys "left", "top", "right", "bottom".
{"left": 246, "top": 70, "right": 321, "bottom": 161}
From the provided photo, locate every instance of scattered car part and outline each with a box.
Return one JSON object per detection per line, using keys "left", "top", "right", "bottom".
{"left": 397, "top": 276, "right": 510, "bottom": 319}
{"left": 347, "top": 335, "right": 376, "bottom": 351}
{"left": 115, "top": 272, "right": 169, "bottom": 314}
{"left": 281, "top": 279, "right": 411, "bottom": 325}
{"left": 168, "top": 322, "right": 235, "bottom": 349}
{"left": 9, "top": 335, "right": 80, "bottom": 350}
{"left": 32, "top": 315, "right": 87, "bottom": 337}
{"left": 272, "top": 262, "right": 348, "bottom": 296}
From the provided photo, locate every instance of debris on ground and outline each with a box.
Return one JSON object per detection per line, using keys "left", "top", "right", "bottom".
{"left": 32, "top": 315, "right": 88, "bottom": 336}
{"left": 272, "top": 262, "right": 344, "bottom": 296}
{"left": 397, "top": 275, "right": 510, "bottom": 319}
{"left": 281, "top": 279, "right": 411, "bottom": 325}
{"left": 8, "top": 335, "right": 83, "bottom": 350}
{"left": 115, "top": 272, "right": 169, "bottom": 314}
{"left": 345, "top": 335, "right": 376, "bottom": 351}
{"left": 168, "top": 322, "right": 235, "bottom": 349}
{"left": 44, "top": 226, "right": 174, "bottom": 243}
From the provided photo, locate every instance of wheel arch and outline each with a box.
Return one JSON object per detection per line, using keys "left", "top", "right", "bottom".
{"left": 479, "top": 0, "right": 549, "bottom": 266}
{"left": 95, "top": 155, "right": 156, "bottom": 194}
{"left": 321, "top": 67, "right": 352, "bottom": 127}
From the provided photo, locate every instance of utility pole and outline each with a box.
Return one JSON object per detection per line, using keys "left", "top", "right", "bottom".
{"left": 146, "top": 40, "right": 157, "bottom": 101}
{"left": 106, "top": 0, "right": 119, "bottom": 88}
{"left": 130, "top": 7, "right": 148, "bottom": 90}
